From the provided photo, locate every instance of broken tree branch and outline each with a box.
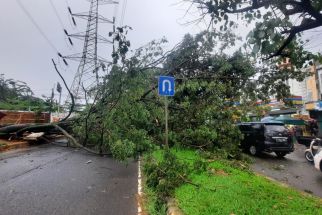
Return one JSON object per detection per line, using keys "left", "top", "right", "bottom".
{"left": 52, "top": 59, "right": 75, "bottom": 122}
{"left": 14, "top": 123, "right": 110, "bottom": 155}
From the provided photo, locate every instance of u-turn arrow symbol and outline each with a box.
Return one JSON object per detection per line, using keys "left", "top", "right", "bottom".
{"left": 162, "top": 80, "right": 171, "bottom": 92}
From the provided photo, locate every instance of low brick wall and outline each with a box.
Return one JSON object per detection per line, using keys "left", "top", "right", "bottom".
{"left": 0, "top": 110, "right": 50, "bottom": 125}
{"left": 0, "top": 141, "right": 30, "bottom": 152}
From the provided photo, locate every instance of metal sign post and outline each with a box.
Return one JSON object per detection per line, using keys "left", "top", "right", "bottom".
{"left": 164, "top": 97, "right": 169, "bottom": 148}
{"left": 158, "top": 76, "right": 175, "bottom": 149}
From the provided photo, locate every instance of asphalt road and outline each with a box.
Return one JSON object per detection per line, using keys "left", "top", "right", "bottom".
{"left": 251, "top": 143, "right": 322, "bottom": 198}
{"left": 0, "top": 144, "right": 138, "bottom": 215}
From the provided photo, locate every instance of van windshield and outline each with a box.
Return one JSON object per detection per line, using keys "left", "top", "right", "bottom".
{"left": 265, "top": 125, "right": 286, "bottom": 132}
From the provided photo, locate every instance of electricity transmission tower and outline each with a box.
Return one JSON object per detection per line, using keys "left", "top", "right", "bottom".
{"left": 62, "top": 0, "right": 118, "bottom": 107}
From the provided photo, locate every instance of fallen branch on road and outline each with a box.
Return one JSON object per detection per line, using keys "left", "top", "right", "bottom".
{"left": 13, "top": 123, "right": 110, "bottom": 156}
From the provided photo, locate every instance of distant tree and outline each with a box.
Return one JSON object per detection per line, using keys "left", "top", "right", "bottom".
{"left": 0, "top": 74, "right": 50, "bottom": 111}
{"left": 187, "top": 0, "right": 322, "bottom": 67}
{"left": 0, "top": 74, "right": 33, "bottom": 101}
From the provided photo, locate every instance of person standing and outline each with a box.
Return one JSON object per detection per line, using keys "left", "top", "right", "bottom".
{"left": 309, "top": 119, "right": 319, "bottom": 137}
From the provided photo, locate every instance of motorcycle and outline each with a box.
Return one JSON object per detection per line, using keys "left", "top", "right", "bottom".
{"left": 305, "top": 138, "right": 322, "bottom": 162}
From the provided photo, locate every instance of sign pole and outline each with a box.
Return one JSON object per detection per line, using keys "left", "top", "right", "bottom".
{"left": 158, "top": 76, "right": 174, "bottom": 150}
{"left": 165, "top": 96, "right": 169, "bottom": 149}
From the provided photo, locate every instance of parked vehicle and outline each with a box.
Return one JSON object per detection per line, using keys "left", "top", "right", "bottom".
{"left": 304, "top": 138, "right": 322, "bottom": 162}
{"left": 237, "top": 122, "right": 294, "bottom": 157}
{"left": 314, "top": 149, "right": 322, "bottom": 172}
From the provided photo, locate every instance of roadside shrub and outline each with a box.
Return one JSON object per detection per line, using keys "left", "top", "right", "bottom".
{"left": 144, "top": 151, "right": 190, "bottom": 210}
{"left": 182, "top": 126, "right": 217, "bottom": 149}
{"left": 110, "top": 139, "right": 135, "bottom": 161}
{"left": 168, "top": 131, "right": 180, "bottom": 147}
{"left": 126, "top": 129, "right": 154, "bottom": 153}
{"left": 193, "top": 155, "right": 208, "bottom": 173}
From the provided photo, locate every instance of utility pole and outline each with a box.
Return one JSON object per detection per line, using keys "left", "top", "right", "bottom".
{"left": 57, "top": 82, "right": 62, "bottom": 113}
{"left": 50, "top": 84, "right": 55, "bottom": 114}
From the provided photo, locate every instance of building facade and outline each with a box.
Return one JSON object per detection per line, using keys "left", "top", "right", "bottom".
{"left": 286, "top": 63, "right": 322, "bottom": 135}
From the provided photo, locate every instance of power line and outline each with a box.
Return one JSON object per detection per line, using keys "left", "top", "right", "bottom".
{"left": 15, "top": 0, "right": 59, "bottom": 53}
{"left": 48, "top": 0, "right": 65, "bottom": 29}
{"left": 48, "top": 0, "right": 76, "bottom": 51}
{"left": 64, "top": 0, "right": 71, "bottom": 8}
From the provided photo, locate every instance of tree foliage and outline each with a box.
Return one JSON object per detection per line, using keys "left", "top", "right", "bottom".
{"left": 0, "top": 74, "right": 33, "bottom": 100}
{"left": 187, "top": 0, "right": 322, "bottom": 66}
{"left": 161, "top": 32, "right": 258, "bottom": 154}
{"left": 72, "top": 31, "right": 261, "bottom": 159}
{"left": 0, "top": 74, "right": 51, "bottom": 111}
{"left": 72, "top": 42, "right": 166, "bottom": 156}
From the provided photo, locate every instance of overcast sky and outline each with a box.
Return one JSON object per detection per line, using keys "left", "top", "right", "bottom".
{"left": 0, "top": 0, "right": 202, "bottom": 100}
{"left": 0, "top": 0, "right": 321, "bottom": 102}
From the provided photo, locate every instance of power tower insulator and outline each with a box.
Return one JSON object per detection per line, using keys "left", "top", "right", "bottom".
{"left": 64, "top": 29, "right": 69, "bottom": 36}
{"left": 72, "top": 17, "right": 77, "bottom": 26}
{"left": 68, "top": 7, "right": 72, "bottom": 14}
{"left": 57, "top": 52, "right": 69, "bottom": 66}
{"left": 68, "top": 37, "right": 74, "bottom": 46}
{"left": 68, "top": 7, "right": 77, "bottom": 26}
{"left": 63, "top": 59, "right": 69, "bottom": 66}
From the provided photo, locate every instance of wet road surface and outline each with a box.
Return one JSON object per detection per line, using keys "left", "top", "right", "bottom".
{"left": 252, "top": 143, "right": 322, "bottom": 198}
{"left": 0, "top": 144, "right": 138, "bottom": 215}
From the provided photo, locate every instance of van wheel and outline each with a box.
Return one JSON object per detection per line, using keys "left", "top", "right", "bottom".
{"left": 249, "top": 145, "right": 258, "bottom": 156}
{"left": 276, "top": 152, "right": 287, "bottom": 158}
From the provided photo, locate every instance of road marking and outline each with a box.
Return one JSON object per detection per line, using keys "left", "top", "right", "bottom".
{"left": 138, "top": 158, "right": 143, "bottom": 215}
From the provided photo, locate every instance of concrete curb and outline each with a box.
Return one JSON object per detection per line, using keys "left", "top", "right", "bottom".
{"left": 255, "top": 172, "right": 322, "bottom": 201}
{"left": 139, "top": 157, "right": 185, "bottom": 215}
{"left": 138, "top": 158, "right": 144, "bottom": 215}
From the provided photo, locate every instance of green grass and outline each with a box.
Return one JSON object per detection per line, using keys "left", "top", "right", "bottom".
{"left": 144, "top": 185, "right": 167, "bottom": 215}
{"left": 148, "top": 149, "right": 322, "bottom": 215}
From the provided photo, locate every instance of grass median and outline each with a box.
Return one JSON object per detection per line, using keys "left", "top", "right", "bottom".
{"left": 144, "top": 149, "right": 322, "bottom": 215}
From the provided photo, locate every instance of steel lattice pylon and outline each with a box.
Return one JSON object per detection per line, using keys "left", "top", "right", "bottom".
{"left": 64, "top": 0, "right": 118, "bottom": 107}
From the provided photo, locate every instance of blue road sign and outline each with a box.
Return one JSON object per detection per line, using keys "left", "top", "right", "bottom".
{"left": 158, "top": 76, "right": 175, "bottom": 96}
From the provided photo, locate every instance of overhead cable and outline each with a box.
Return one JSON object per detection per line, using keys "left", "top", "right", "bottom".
{"left": 48, "top": 0, "right": 65, "bottom": 29}
{"left": 64, "top": 0, "right": 71, "bottom": 8}
{"left": 16, "top": 0, "right": 59, "bottom": 53}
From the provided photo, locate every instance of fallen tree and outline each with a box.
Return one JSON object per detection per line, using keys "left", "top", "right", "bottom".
{"left": 0, "top": 122, "right": 110, "bottom": 155}
{"left": 0, "top": 124, "right": 36, "bottom": 135}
